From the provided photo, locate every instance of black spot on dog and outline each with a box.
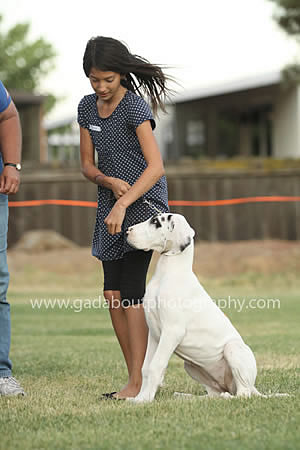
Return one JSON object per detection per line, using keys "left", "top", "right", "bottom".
{"left": 180, "top": 237, "right": 191, "bottom": 252}
{"left": 161, "top": 217, "right": 165, "bottom": 222}
{"left": 150, "top": 215, "right": 162, "bottom": 228}
{"left": 167, "top": 214, "right": 173, "bottom": 221}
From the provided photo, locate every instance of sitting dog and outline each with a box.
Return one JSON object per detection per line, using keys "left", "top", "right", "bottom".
{"left": 126, "top": 213, "right": 262, "bottom": 403}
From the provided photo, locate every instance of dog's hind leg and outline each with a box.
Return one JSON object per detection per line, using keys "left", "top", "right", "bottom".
{"left": 183, "top": 361, "right": 224, "bottom": 397}
{"left": 223, "top": 340, "right": 260, "bottom": 397}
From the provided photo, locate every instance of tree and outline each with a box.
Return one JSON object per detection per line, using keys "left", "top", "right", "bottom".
{"left": 269, "top": 0, "right": 300, "bottom": 83}
{"left": 270, "top": 0, "right": 300, "bottom": 36}
{"left": 0, "top": 15, "right": 57, "bottom": 112}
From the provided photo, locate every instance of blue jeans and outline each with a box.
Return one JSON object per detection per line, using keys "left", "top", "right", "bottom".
{"left": 0, "top": 193, "right": 12, "bottom": 377}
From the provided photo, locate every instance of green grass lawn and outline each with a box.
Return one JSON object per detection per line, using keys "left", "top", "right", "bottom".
{"left": 1, "top": 255, "right": 299, "bottom": 450}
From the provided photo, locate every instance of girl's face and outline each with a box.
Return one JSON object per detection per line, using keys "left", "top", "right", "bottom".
{"left": 89, "top": 68, "right": 124, "bottom": 102}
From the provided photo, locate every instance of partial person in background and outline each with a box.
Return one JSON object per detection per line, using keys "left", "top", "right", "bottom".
{"left": 0, "top": 80, "right": 25, "bottom": 396}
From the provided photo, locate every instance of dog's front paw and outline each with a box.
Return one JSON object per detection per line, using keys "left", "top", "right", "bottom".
{"left": 220, "top": 392, "right": 234, "bottom": 399}
{"left": 127, "top": 394, "right": 153, "bottom": 403}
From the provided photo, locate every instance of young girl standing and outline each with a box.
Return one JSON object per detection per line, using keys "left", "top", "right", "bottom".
{"left": 78, "top": 36, "right": 171, "bottom": 399}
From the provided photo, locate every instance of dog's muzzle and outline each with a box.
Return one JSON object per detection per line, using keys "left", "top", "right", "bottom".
{"left": 126, "top": 223, "right": 153, "bottom": 251}
{"left": 126, "top": 225, "right": 142, "bottom": 249}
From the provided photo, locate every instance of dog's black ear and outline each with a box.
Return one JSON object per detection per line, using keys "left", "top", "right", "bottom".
{"left": 167, "top": 215, "right": 175, "bottom": 231}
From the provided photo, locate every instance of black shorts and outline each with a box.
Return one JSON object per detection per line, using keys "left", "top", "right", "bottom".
{"left": 102, "top": 250, "right": 153, "bottom": 307}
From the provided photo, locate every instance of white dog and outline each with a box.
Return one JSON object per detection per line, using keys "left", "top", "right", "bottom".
{"left": 126, "top": 213, "right": 262, "bottom": 403}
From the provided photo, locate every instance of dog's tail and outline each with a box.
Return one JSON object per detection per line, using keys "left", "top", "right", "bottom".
{"left": 173, "top": 388, "right": 290, "bottom": 399}
{"left": 251, "top": 387, "right": 289, "bottom": 398}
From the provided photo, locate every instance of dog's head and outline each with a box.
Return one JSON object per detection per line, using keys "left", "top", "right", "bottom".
{"left": 126, "top": 213, "right": 195, "bottom": 255}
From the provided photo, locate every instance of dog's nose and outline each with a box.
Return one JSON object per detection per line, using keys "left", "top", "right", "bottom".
{"left": 126, "top": 227, "right": 133, "bottom": 235}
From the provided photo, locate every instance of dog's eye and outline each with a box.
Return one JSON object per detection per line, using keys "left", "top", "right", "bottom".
{"left": 150, "top": 216, "right": 162, "bottom": 228}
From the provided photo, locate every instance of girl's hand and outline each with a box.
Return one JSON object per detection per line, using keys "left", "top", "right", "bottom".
{"left": 110, "top": 178, "right": 131, "bottom": 199}
{"left": 104, "top": 202, "right": 126, "bottom": 235}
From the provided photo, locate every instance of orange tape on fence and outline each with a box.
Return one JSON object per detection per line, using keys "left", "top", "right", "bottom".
{"left": 8, "top": 199, "right": 98, "bottom": 207}
{"left": 7, "top": 196, "right": 300, "bottom": 208}
{"left": 169, "top": 196, "right": 300, "bottom": 206}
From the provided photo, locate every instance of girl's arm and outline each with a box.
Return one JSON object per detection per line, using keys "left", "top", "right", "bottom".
{"left": 79, "top": 126, "right": 130, "bottom": 197}
{"left": 80, "top": 126, "right": 112, "bottom": 186}
{"left": 104, "top": 120, "right": 165, "bottom": 235}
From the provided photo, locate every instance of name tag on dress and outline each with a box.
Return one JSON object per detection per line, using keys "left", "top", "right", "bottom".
{"left": 89, "top": 124, "right": 101, "bottom": 132}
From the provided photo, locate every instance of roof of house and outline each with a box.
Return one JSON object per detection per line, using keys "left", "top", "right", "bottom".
{"left": 172, "top": 71, "right": 282, "bottom": 104}
{"left": 10, "top": 90, "right": 47, "bottom": 105}
{"left": 44, "top": 115, "right": 77, "bottom": 130}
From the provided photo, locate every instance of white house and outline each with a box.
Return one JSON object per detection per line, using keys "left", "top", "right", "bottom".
{"left": 155, "top": 71, "right": 300, "bottom": 161}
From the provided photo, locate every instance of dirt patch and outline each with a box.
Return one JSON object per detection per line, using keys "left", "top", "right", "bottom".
{"left": 192, "top": 240, "right": 300, "bottom": 277}
{"left": 7, "top": 240, "right": 300, "bottom": 279}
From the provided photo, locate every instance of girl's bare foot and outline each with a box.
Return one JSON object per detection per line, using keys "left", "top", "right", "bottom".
{"left": 114, "top": 377, "right": 142, "bottom": 399}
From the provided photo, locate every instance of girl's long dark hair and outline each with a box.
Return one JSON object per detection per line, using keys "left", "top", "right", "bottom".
{"left": 83, "top": 36, "right": 173, "bottom": 115}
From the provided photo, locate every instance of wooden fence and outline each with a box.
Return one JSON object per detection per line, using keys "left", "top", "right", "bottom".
{"left": 7, "top": 167, "right": 300, "bottom": 247}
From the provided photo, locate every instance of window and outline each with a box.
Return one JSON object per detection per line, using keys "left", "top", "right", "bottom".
{"left": 185, "top": 119, "right": 206, "bottom": 158}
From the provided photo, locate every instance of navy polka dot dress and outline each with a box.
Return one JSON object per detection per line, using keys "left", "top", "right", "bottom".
{"left": 77, "top": 90, "right": 169, "bottom": 261}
